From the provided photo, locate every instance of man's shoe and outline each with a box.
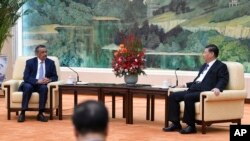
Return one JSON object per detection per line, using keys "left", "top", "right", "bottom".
{"left": 179, "top": 126, "right": 197, "bottom": 134}
{"left": 162, "top": 123, "right": 182, "bottom": 132}
{"left": 17, "top": 113, "right": 25, "bottom": 122}
{"left": 37, "top": 113, "right": 48, "bottom": 122}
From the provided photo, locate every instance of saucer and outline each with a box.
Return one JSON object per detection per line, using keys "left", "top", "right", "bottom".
{"left": 152, "top": 85, "right": 168, "bottom": 89}
{"left": 161, "top": 86, "right": 169, "bottom": 89}
{"left": 66, "top": 81, "right": 73, "bottom": 84}
{"left": 77, "top": 81, "right": 88, "bottom": 85}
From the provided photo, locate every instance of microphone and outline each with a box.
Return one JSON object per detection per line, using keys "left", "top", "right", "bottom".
{"left": 64, "top": 65, "right": 81, "bottom": 83}
{"left": 174, "top": 68, "right": 180, "bottom": 87}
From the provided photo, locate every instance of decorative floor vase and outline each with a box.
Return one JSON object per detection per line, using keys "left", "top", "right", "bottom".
{"left": 124, "top": 74, "right": 138, "bottom": 86}
{"left": 0, "top": 55, "right": 8, "bottom": 84}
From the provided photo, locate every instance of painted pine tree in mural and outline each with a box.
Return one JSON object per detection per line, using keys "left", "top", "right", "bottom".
{"left": 22, "top": 0, "right": 250, "bottom": 72}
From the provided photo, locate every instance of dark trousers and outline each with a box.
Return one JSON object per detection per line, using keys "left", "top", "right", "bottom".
{"left": 168, "top": 90, "right": 202, "bottom": 127}
{"left": 21, "top": 82, "right": 48, "bottom": 112}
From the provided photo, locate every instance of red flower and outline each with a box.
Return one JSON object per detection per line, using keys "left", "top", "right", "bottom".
{"left": 112, "top": 34, "right": 146, "bottom": 77}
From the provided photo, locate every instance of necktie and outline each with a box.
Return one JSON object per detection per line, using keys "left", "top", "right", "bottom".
{"left": 201, "top": 64, "right": 209, "bottom": 74}
{"left": 38, "top": 61, "right": 44, "bottom": 79}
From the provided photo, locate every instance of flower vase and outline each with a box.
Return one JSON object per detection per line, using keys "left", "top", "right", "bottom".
{"left": 124, "top": 74, "right": 138, "bottom": 86}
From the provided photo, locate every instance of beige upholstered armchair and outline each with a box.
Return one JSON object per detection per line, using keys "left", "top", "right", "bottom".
{"left": 2, "top": 56, "right": 63, "bottom": 120}
{"left": 169, "top": 62, "right": 247, "bottom": 134}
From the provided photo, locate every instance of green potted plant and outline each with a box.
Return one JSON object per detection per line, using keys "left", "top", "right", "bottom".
{"left": 0, "top": 0, "right": 28, "bottom": 83}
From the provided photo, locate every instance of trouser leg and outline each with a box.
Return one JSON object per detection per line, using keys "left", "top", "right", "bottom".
{"left": 37, "top": 84, "right": 48, "bottom": 112}
{"left": 183, "top": 92, "right": 201, "bottom": 127}
{"left": 168, "top": 91, "right": 188, "bottom": 123}
{"left": 21, "top": 83, "right": 34, "bottom": 111}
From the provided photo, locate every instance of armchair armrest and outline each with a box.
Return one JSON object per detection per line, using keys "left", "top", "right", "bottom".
{"left": 47, "top": 80, "right": 65, "bottom": 91}
{"left": 168, "top": 87, "right": 188, "bottom": 93}
{"left": 169, "top": 87, "right": 188, "bottom": 92}
{"left": 200, "top": 90, "right": 247, "bottom": 102}
{"left": 47, "top": 80, "right": 65, "bottom": 112}
{"left": 168, "top": 87, "right": 188, "bottom": 96}
{"left": 2, "top": 80, "right": 22, "bottom": 94}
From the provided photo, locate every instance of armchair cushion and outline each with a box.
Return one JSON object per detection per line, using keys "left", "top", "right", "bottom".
{"left": 225, "top": 62, "right": 244, "bottom": 90}
{"left": 12, "top": 92, "right": 39, "bottom": 103}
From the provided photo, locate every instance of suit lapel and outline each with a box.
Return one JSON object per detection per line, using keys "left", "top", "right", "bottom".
{"left": 33, "top": 58, "right": 38, "bottom": 75}
{"left": 198, "top": 64, "right": 207, "bottom": 75}
{"left": 202, "top": 60, "right": 219, "bottom": 80}
{"left": 193, "top": 63, "right": 207, "bottom": 82}
{"left": 45, "top": 59, "right": 49, "bottom": 76}
{"left": 207, "top": 60, "right": 219, "bottom": 74}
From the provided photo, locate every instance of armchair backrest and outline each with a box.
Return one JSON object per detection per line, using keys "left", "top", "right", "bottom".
{"left": 224, "top": 61, "right": 244, "bottom": 90}
{"left": 12, "top": 56, "right": 61, "bottom": 80}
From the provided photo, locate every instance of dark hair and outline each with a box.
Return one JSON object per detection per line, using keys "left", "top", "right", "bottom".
{"left": 35, "top": 45, "right": 46, "bottom": 54}
{"left": 205, "top": 44, "right": 219, "bottom": 57}
{"left": 72, "top": 100, "right": 109, "bottom": 135}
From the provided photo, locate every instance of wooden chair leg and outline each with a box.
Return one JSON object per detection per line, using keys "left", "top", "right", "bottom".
{"left": 237, "top": 119, "right": 241, "bottom": 125}
{"left": 202, "top": 122, "right": 206, "bottom": 134}
{"left": 7, "top": 110, "right": 11, "bottom": 120}
{"left": 16, "top": 111, "right": 19, "bottom": 116}
{"left": 50, "top": 109, "right": 53, "bottom": 120}
{"left": 56, "top": 109, "right": 59, "bottom": 116}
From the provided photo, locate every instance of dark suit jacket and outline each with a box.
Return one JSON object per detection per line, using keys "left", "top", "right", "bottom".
{"left": 186, "top": 60, "right": 229, "bottom": 92}
{"left": 23, "top": 57, "right": 58, "bottom": 85}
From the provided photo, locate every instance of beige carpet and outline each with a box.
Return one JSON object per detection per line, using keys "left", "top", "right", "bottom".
{"left": 0, "top": 95, "right": 249, "bottom": 141}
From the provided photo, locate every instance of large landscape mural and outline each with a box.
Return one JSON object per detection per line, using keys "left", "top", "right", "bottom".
{"left": 22, "top": 0, "right": 250, "bottom": 72}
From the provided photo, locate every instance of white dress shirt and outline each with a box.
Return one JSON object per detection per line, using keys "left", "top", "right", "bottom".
{"left": 195, "top": 59, "right": 216, "bottom": 82}
{"left": 36, "top": 58, "right": 46, "bottom": 79}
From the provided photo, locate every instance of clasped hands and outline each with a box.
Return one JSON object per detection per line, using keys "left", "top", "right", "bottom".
{"left": 37, "top": 77, "right": 51, "bottom": 84}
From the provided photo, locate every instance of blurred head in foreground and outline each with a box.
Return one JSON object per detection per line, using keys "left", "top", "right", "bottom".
{"left": 72, "top": 100, "right": 109, "bottom": 141}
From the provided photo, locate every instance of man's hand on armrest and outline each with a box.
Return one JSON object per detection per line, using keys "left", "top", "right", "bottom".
{"left": 211, "top": 88, "right": 220, "bottom": 96}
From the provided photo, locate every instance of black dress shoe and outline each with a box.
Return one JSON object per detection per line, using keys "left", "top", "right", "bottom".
{"left": 17, "top": 113, "right": 25, "bottom": 122}
{"left": 179, "top": 126, "right": 197, "bottom": 134}
{"left": 163, "top": 123, "right": 182, "bottom": 132}
{"left": 37, "top": 113, "right": 48, "bottom": 122}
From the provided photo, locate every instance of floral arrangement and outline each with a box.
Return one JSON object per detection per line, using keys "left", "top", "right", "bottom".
{"left": 112, "top": 34, "right": 146, "bottom": 77}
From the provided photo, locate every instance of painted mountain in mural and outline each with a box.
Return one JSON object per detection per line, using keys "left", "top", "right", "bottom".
{"left": 22, "top": 0, "right": 250, "bottom": 72}
{"left": 145, "top": 0, "right": 250, "bottom": 71}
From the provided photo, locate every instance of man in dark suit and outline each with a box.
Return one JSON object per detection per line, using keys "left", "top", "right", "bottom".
{"left": 18, "top": 45, "right": 58, "bottom": 122}
{"left": 163, "top": 44, "right": 229, "bottom": 134}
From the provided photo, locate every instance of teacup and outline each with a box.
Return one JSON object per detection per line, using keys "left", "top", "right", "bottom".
{"left": 66, "top": 75, "right": 76, "bottom": 84}
{"left": 162, "top": 80, "right": 169, "bottom": 88}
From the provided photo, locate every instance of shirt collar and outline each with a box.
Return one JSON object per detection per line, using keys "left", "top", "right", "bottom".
{"left": 37, "top": 58, "right": 44, "bottom": 63}
{"left": 207, "top": 59, "right": 216, "bottom": 67}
